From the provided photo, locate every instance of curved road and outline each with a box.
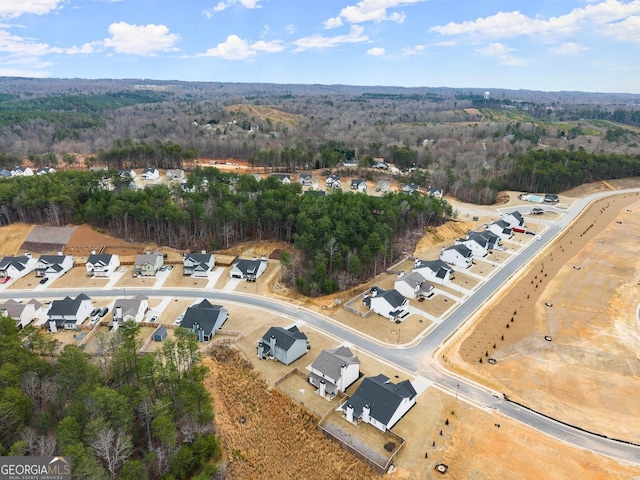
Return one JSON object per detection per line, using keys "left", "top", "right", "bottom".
{"left": 4, "top": 188, "right": 640, "bottom": 464}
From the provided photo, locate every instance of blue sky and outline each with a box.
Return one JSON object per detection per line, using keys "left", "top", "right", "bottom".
{"left": 1, "top": 0, "right": 639, "bottom": 93}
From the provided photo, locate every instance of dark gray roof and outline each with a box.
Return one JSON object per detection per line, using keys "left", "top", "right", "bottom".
{"left": 311, "top": 346, "right": 360, "bottom": 380}
{"left": 446, "top": 244, "right": 472, "bottom": 257}
{"left": 494, "top": 219, "right": 511, "bottom": 229}
{"left": 87, "top": 254, "right": 113, "bottom": 265}
{"left": 414, "top": 259, "right": 453, "bottom": 277}
{"left": 364, "top": 287, "right": 406, "bottom": 309}
{"left": 180, "top": 299, "right": 227, "bottom": 335}
{"left": 0, "top": 256, "right": 31, "bottom": 272}
{"left": 233, "top": 259, "right": 264, "bottom": 275}
{"left": 38, "top": 255, "right": 66, "bottom": 265}
{"left": 260, "top": 325, "right": 307, "bottom": 353}
{"left": 48, "top": 294, "right": 90, "bottom": 317}
{"left": 345, "top": 374, "right": 416, "bottom": 425}
{"left": 472, "top": 230, "right": 499, "bottom": 245}
{"left": 185, "top": 253, "right": 213, "bottom": 263}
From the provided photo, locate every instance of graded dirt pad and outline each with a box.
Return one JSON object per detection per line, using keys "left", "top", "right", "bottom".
{"left": 65, "top": 224, "right": 148, "bottom": 261}
{"left": 447, "top": 191, "right": 640, "bottom": 443}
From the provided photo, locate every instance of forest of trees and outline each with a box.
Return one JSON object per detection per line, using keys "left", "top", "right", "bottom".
{"left": 0, "top": 316, "right": 220, "bottom": 479}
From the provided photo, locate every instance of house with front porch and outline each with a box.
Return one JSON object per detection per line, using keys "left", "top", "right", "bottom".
{"left": 339, "top": 374, "right": 417, "bottom": 432}
{"left": 142, "top": 167, "right": 160, "bottom": 180}
{"left": 412, "top": 259, "right": 454, "bottom": 285}
{"left": 299, "top": 174, "right": 313, "bottom": 186}
{"left": 86, "top": 253, "right": 120, "bottom": 277}
{"left": 35, "top": 253, "right": 74, "bottom": 278}
{"left": 111, "top": 295, "right": 149, "bottom": 323}
{"left": 230, "top": 257, "right": 268, "bottom": 281}
{"left": 1, "top": 299, "right": 42, "bottom": 329}
{"left": 486, "top": 220, "right": 514, "bottom": 240}
{"left": 501, "top": 210, "right": 526, "bottom": 229}
{"left": 350, "top": 179, "right": 367, "bottom": 192}
{"left": 455, "top": 235, "right": 489, "bottom": 258}
{"left": 183, "top": 252, "right": 216, "bottom": 277}
{"left": 325, "top": 174, "right": 341, "bottom": 188}
{"left": 134, "top": 252, "right": 164, "bottom": 276}
{"left": 309, "top": 346, "right": 360, "bottom": 399}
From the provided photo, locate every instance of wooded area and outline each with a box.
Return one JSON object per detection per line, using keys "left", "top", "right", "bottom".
{"left": 0, "top": 317, "right": 220, "bottom": 479}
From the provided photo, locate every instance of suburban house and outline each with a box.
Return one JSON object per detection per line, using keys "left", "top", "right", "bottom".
{"left": 373, "top": 160, "right": 389, "bottom": 170}
{"left": 111, "top": 295, "right": 149, "bottom": 323}
{"left": 299, "top": 174, "right": 313, "bottom": 186}
{"left": 486, "top": 220, "right": 514, "bottom": 240}
{"left": 11, "top": 166, "right": 33, "bottom": 176}
{"left": 142, "top": 167, "right": 160, "bottom": 180}
{"left": 325, "top": 174, "right": 341, "bottom": 188}
{"left": 257, "top": 325, "right": 309, "bottom": 365}
{"left": 308, "top": 346, "right": 361, "bottom": 398}
{"left": 427, "top": 186, "right": 443, "bottom": 198}
{"left": 47, "top": 294, "right": 93, "bottom": 331}
{"left": 544, "top": 194, "right": 559, "bottom": 204}
{"left": 166, "top": 169, "right": 185, "bottom": 181}
{"left": 363, "top": 286, "right": 410, "bottom": 322}
{"left": 85, "top": 253, "right": 120, "bottom": 277}
{"left": 179, "top": 300, "right": 228, "bottom": 342}
{"left": 134, "top": 252, "right": 164, "bottom": 276}
{"left": 339, "top": 374, "right": 417, "bottom": 432}
{"left": 36, "top": 167, "right": 56, "bottom": 175}
{"left": 271, "top": 173, "right": 291, "bottom": 184}
{"left": 402, "top": 183, "right": 420, "bottom": 194}
{"left": 119, "top": 168, "right": 137, "bottom": 179}
{"left": 35, "top": 253, "right": 74, "bottom": 279}
{"left": 350, "top": 179, "right": 367, "bottom": 192}
{"left": 440, "top": 244, "right": 474, "bottom": 268}
{"left": 183, "top": 251, "right": 216, "bottom": 277}
{"left": 501, "top": 210, "right": 526, "bottom": 229}
{"left": 394, "top": 271, "right": 434, "bottom": 300}
{"left": 229, "top": 257, "right": 268, "bottom": 281}
{"left": 413, "top": 259, "right": 455, "bottom": 285}
{"left": 455, "top": 235, "right": 489, "bottom": 258}
{"left": 469, "top": 230, "right": 501, "bottom": 250}
{"left": 1, "top": 299, "right": 42, "bottom": 329}
{"left": 0, "top": 253, "right": 37, "bottom": 279}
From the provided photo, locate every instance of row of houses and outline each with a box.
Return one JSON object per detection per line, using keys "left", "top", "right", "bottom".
{"left": 0, "top": 166, "right": 57, "bottom": 177}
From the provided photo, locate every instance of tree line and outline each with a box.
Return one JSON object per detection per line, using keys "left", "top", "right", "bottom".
{"left": 0, "top": 317, "right": 220, "bottom": 479}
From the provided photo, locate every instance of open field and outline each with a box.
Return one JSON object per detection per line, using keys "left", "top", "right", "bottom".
{"left": 446, "top": 191, "right": 640, "bottom": 444}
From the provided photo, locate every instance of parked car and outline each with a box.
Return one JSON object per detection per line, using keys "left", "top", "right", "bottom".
{"left": 99, "top": 307, "right": 109, "bottom": 317}
{"left": 90, "top": 307, "right": 101, "bottom": 316}
{"left": 167, "top": 265, "right": 173, "bottom": 271}
{"left": 525, "top": 231, "right": 536, "bottom": 236}
{"left": 120, "top": 266, "right": 127, "bottom": 273}
{"left": 151, "top": 315, "right": 158, "bottom": 323}
{"left": 1, "top": 276, "right": 10, "bottom": 284}
{"left": 174, "top": 314, "right": 184, "bottom": 325}
{"left": 39, "top": 277, "right": 49, "bottom": 284}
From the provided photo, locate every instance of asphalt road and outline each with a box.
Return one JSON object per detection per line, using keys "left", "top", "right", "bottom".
{"left": 4, "top": 188, "right": 640, "bottom": 464}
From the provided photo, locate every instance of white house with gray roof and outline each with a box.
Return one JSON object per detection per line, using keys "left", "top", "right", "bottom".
{"left": 257, "top": 325, "right": 309, "bottom": 365}
{"left": 86, "top": 253, "right": 120, "bottom": 277}
{"left": 412, "top": 259, "right": 454, "bottom": 285}
{"left": 486, "top": 219, "right": 514, "bottom": 240}
{"left": 339, "top": 374, "right": 417, "bottom": 432}
{"left": 309, "top": 346, "right": 360, "bottom": 398}
{"left": 230, "top": 257, "right": 267, "bottom": 281}
{"left": 440, "top": 244, "right": 474, "bottom": 268}
{"left": 501, "top": 210, "right": 526, "bottom": 229}
{"left": 363, "top": 286, "right": 410, "bottom": 322}
{"left": 47, "top": 294, "right": 92, "bottom": 331}
{"left": 35, "top": 253, "right": 74, "bottom": 278}
{"left": 183, "top": 252, "right": 215, "bottom": 277}
{"left": 142, "top": 167, "right": 160, "bottom": 180}
{"left": 455, "top": 235, "right": 489, "bottom": 258}
{"left": 179, "top": 299, "right": 228, "bottom": 342}
{"left": 0, "top": 253, "right": 37, "bottom": 279}
{"left": 394, "top": 271, "right": 434, "bottom": 300}
{"left": 112, "top": 295, "right": 149, "bottom": 324}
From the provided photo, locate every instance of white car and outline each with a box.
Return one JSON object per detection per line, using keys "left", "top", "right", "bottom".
{"left": 120, "top": 266, "right": 127, "bottom": 273}
{"left": 174, "top": 315, "right": 184, "bottom": 325}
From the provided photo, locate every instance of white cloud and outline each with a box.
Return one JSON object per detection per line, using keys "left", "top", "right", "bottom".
{"left": 293, "top": 25, "right": 368, "bottom": 52}
{"left": 329, "top": 0, "right": 424, "bottom": 25}
{"left": 104, "top": 22, "right": 179, "bottom": 55}
{"left": 367, "top": 47, "right": 385, "bottom": 56}
{"left": 0, "top": 0, "right": 63, "bottom": 20}
{"left": 548, "top": 42, "right": 589, "bottom": 57}
{"left": 0, "top": 26, "right": 99, "bottom": 56}
{"left": 476, "top": 42, "right": 525, "bottom": 66}
{"left": 200, "top": 35, "right": 284, "bottom": 60}
{"left": 600, "top": 14, "right": 640, "bottom": 41}
{"left": 284, "top": 24, "right": 296, "bottom": 35}
{"left": 402, "top": 44, "right": 424, "bottom": 55}
{"left": 323, "top": 16, "right": 343, "bottom": 29}
{"left": 430, "top": 1, "right": 640, "bottom": 40}
{"left": 202, "top": 0, "right": 262, "bottom": 18}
